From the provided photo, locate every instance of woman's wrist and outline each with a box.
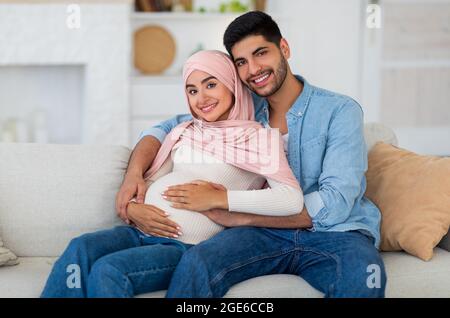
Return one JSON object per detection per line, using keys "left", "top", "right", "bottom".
{"left": 215, "top": 190, "right": 229, "bottom": 210}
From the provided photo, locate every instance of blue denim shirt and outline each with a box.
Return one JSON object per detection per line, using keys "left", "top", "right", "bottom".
{"left": 139, "top": 76, "right": 381, "bottom": 248}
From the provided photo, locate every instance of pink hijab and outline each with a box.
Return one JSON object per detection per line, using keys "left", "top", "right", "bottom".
{"left": 143, "top": 50, "right": 300, "bottom": 189}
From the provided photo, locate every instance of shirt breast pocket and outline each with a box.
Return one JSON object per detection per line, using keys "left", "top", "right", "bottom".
{"left": 301, "top": 135, "right": 327, "bottom": 180}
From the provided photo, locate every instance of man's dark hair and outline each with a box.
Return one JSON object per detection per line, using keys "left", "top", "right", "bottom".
{"left": 223, "top": 11, "right": 283, "bottom": 57}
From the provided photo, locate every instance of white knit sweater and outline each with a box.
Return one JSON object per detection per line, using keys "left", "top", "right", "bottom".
{"left": 143, "top": 144, "right": 303, "bottom": 244}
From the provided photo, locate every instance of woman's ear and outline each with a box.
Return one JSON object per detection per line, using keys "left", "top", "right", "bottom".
{"left": 279, "top": 38, "right": 291, "bottom": 59}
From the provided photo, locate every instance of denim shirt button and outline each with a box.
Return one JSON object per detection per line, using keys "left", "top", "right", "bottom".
{"left": 298, "top": 111, "right": 303, "bottom": 117}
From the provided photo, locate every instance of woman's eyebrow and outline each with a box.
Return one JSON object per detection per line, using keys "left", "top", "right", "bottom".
{"left": 201, "top": 76, "right": 216, "bottom": 84}
{"left": 186, "top": 76, "right": 216, "bottom": 89}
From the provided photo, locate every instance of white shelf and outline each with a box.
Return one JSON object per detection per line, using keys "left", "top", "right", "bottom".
{"left": 131, "top": 12, "right": 242, "bottom": 21}
{"left": 381, "top": 60, "right": 450, "bottom": 69}
{"left": 131, "top": 75, "right": 183, "bottom": 85}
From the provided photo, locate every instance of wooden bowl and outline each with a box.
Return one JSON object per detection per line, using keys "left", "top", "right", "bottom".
{"left": 134, "top": 25, "right": 176, "bottom": 74}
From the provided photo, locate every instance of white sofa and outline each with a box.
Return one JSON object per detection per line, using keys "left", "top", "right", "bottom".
{"left": 0, "top": 123, "right": 449, "bottom": 298}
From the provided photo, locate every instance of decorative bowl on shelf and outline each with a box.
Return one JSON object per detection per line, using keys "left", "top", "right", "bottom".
{"left": 134, "top": 25, "right": 177, "bottom": 74}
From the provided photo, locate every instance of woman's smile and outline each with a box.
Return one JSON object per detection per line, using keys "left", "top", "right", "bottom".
{"left": 199, "top": 102, "right": 218, "bottom": 114}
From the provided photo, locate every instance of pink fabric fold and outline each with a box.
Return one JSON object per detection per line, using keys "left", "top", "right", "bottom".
{"left": 143, "top": 50, "right": 300, "bottom": 190}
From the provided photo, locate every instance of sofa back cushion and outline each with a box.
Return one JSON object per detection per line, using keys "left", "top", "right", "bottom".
{"left": 0, "top": 143, "right": 129, "bottom": 257}
{"left": 0, "top": 123, "right": 405, "bottom": 257}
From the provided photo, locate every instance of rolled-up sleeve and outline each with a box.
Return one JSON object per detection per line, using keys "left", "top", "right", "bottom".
{"left": 306, "top": 100, "right": 367, "bottom": 231}
{"left": 138, "top": 114, "right": 193, "bottom": 144}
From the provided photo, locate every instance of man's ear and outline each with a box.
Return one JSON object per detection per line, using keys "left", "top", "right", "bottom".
{"left": 279, "top": 38, "right": 291, "bottom": 59}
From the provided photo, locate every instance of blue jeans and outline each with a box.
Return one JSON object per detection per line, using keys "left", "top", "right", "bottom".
{"left": 41, "top": 226, "right": 192, "bottom": 298}
{"left": 166, "top": 228, "right": 386, "bottom": 298}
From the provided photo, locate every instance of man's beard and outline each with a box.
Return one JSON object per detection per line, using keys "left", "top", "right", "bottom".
{"left": 247, "top": 56, "right": 288, "bottom": 98}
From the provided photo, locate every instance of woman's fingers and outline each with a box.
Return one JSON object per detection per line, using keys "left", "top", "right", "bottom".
{"left": 136, "top": 224, "right": 175, "bottom": 239}
{"left": 190, "top": 180, "right": 210, "bottom": 186}
{"left": 147, "top": 228, "right": 178, "bottom": 239}
{"left": 208, "top": 182, "right": 227, "bottom": 191}
{"left": 152, "top": 213, "right": 181, "bottom": 231}
{"left": 166, "top": 184, "right": 192, "bottom": 192}
{"left": 136, "top": 216, "right": 181, "bottom": 238}
{"left": 170, "top": 203, "right": 190, "bottom": 210}
{"left": 147, "top": 217, "right": 182, "bottom": 238}
{"left": 147, "top": 205, "right": 181, "bottom": 228}
{"left": 163, "top": 196, "right": 189, "bottom": 204}
{"left": 163, "top": 190, "right": 186, "bottom": 198}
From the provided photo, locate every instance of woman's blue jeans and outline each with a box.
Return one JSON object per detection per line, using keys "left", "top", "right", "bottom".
{"left": 41, "top": 226, "right": 192, "bottom": 298}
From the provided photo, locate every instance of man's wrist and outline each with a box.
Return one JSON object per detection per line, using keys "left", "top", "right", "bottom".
{"left": 299, "top": 208, "right": 313, "bottom": 229}
{"left": 126, "top": 168, "right": 145, "bottom": 178}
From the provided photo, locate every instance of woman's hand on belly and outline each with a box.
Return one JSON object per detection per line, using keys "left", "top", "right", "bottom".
{"left": 127, "top": 202, "right": 182, "bottom": 238}
{"left": 162, "top": 180, "right": 228, "bottom": 212}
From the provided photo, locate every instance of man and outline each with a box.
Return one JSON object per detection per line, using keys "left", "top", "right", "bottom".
{"left": 116, "top": 11, "right": 386, "bottom": 298}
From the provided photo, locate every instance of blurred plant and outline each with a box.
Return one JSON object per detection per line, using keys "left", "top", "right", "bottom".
{"left": 219, "top": 0, "right": 248, "bottom": 13}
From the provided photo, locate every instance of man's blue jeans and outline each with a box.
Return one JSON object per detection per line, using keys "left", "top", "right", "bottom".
{"left": 41, "top": 226, "right": 192, "bottom": 298}
{"left": 166, "top": 228, "right": 387, "bottom": 298}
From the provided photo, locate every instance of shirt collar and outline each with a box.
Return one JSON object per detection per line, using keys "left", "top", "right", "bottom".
{"left": 260, "top": 75, "right": 313, "bottom": 119}
{"left": 288, "top": 75, "right": 313, "bottom": 118}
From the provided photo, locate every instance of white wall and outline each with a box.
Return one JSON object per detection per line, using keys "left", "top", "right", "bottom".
{"left": 189, "top": 0, "right": 364, "bottom": 100}
{"left": 267, "top": 0, "right": 364, "bottom": 101}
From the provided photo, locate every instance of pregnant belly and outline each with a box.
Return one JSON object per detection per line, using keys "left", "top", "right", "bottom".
{"left": 144, "top": 171, "right": 225, "bottom": 245}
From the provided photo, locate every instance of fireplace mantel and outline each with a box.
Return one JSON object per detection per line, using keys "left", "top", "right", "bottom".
{"left": 0, "top": 2, "right": 131, "bottom": 146}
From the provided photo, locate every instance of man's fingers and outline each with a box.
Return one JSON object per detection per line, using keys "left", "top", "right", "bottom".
{"left": 116, "top": 190, "right": 127, "bottom": 215}
{"left": 136, "top": 183, "right": 147, "bottom": 204}
{"left": 117, "top": 188, "right": 131, "bottom": 216}
{"left": 115, "top": 192, "right": 120, "bottom": 213}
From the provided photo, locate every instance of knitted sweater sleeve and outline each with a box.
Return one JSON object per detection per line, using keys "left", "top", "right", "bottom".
{"left": 227, "top": 178, "right": 304, "bottom": 216}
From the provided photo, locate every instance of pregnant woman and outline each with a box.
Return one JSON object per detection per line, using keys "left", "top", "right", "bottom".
{"left": 41, "top": 50, "right": 303, "bottom": 298}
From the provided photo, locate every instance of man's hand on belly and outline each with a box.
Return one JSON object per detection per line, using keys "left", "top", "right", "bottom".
{"left": 201, "top": 209, "right": 252, "bottom": 228}
{"left": 202, "top": 206, "right": 313, "bottom": 229}
{"left": 127, "top": 202, "right": 183, "bottom": 238}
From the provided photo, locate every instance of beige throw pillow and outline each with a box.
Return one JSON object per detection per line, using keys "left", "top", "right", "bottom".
{"left": 0, "top": 236, "right": 19, "bottom": 267}
{"left": 365, "top": 142, "right": 450, "bottom": 261}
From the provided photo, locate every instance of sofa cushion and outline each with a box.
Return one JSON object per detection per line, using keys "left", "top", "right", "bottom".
{"left": 0, "top": 257, "right": 55, "bottom": 298}
{"left": 381, "top": 248, "right": 450, "bottom": 297}
{"left": 365, "top": 143, "right": 450, "bottom": 261}
{"left": 2, "top": 249, "right": 448, "bottom": 298}
{"left": 0, "top": 237, "right": 19, "bottom": 267}
{"left": 0, "top": 143, "right": 128, "bottom": 257}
